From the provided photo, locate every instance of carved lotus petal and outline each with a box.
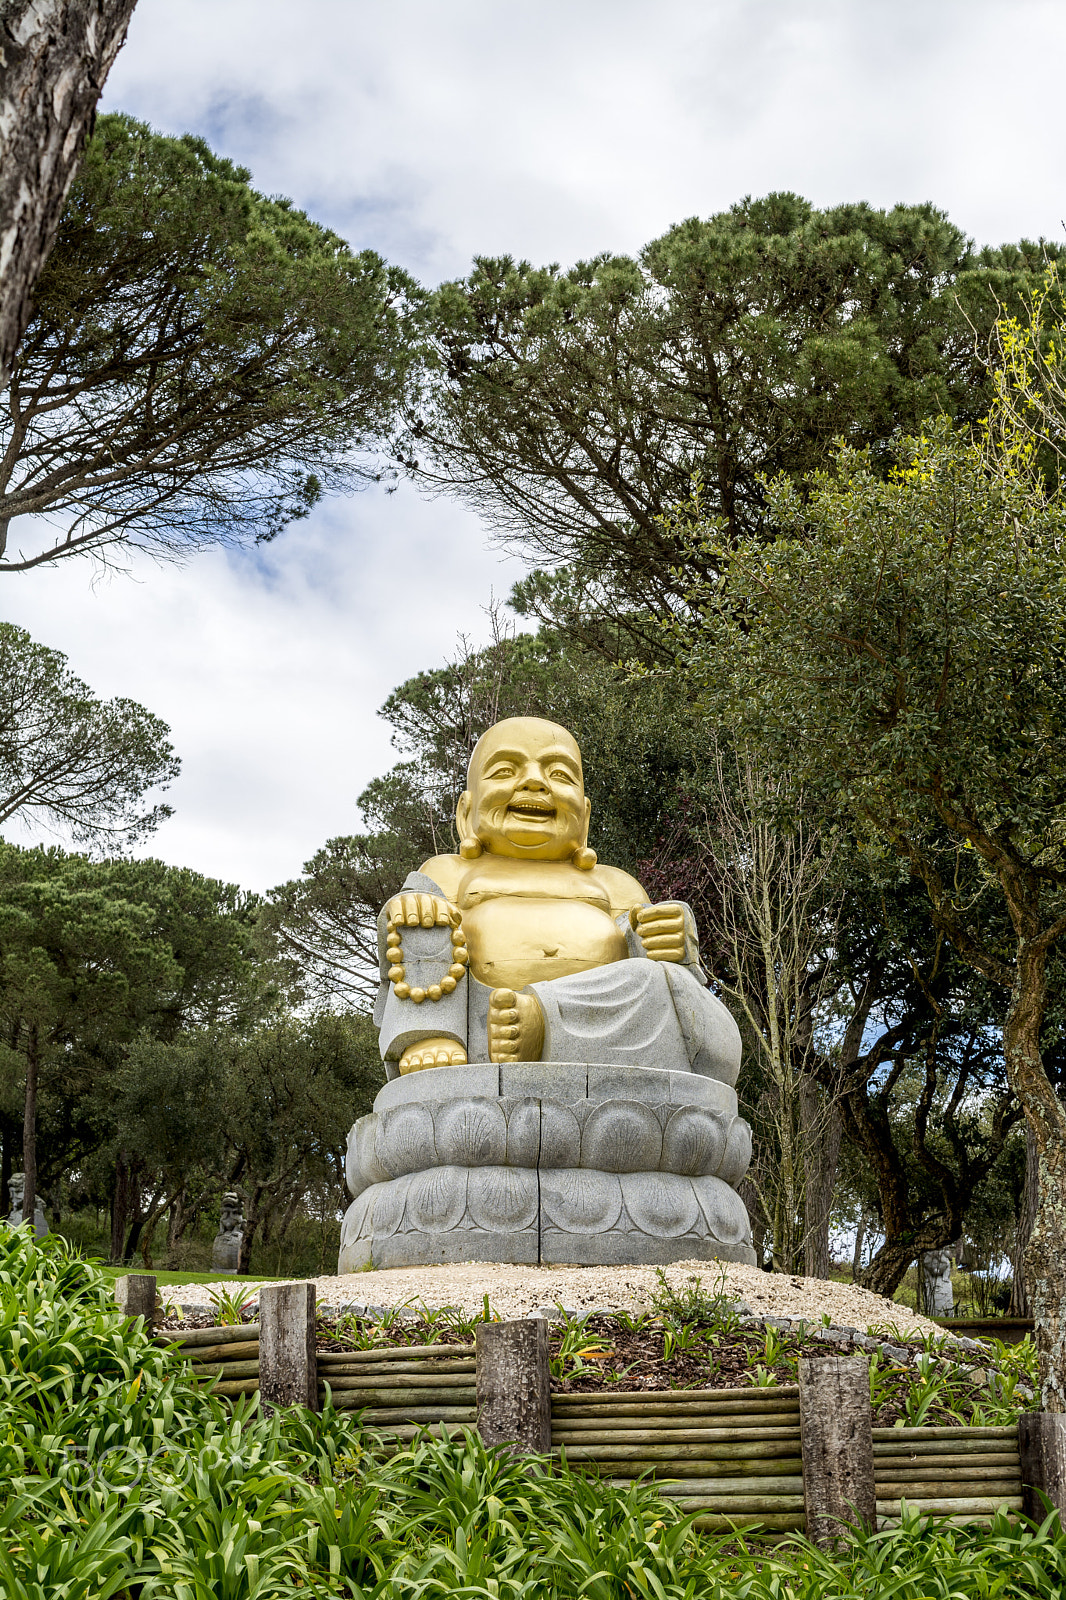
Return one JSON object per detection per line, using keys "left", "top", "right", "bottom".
{"left": 378, "top": 1103, "right": 437, "bottom": 1177}
{"left": 371, "top": 1175, "right": 408, "bottom": 1238}
{"left": 405, "top": 1165, "right": 468, "bottom": 1233}
{"left": 434, "top": 1098, "right": 507, "bottom": 1167}
{"left": 539, "top": 1102, "right": 581, "bottom": 1167}
{"left": 620, "top": 1172, "right": 698, "bottom": 1237}
{"left": 581, "top": 1100, "right": 663, "bottom": 1173}
{"left": 467, "top": 1166, "right": 538, "bottom": 1232}
{"left": 717, "top": 1118, "right": 753, "bottom": 1187}
{"left": 350, "top": 1114, "right": 390, "bottom": 1193}
{"left": 345, "top": 1123, "right": 365, "bottom": 1199}
{"left": 660, "top": 1106, "right": 726, "bottom": 1177}
{"left": 540, "top": 1168, "right": 622, "bottom": 1233}
{"left": 505, "top": 1099, "right": 541, "bottom": 1167}
{"left": 692, "top": 1175, "right": 751, "bottom": 1245}
{"left": 339, "top": 1187, "right": 374, "bottom": 1250}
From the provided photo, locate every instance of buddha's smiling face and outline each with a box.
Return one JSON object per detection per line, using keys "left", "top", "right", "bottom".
{"left": 458, "top": 717, "right": 591, "bottom": 861}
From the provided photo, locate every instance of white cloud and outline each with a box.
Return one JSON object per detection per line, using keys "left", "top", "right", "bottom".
{"left": 0, "top": 489, "right": 526, "bottom": 891}
{"left": 103, "top": 0, "right": 1066, "bottom": 281}
{"left": 3, "top": 0, "right": 1062, "bottom": 890}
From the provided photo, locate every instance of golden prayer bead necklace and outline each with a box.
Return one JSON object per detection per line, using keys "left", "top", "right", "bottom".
{"left": 386, "top": 919, "right": 469, "bottom": 1003}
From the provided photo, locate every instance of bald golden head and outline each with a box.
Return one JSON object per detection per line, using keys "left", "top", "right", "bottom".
{"left": 466, "top": 717, "right": 582, "bottom": 786}
{"left": 458, "top": 716, "right": 591, "bottom": 861}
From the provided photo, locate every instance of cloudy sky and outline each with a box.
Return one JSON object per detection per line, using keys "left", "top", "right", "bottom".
{"left": 3, "top": 0, "right": 1063, "bottom": 892}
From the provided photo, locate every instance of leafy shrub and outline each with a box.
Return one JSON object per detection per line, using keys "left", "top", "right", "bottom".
{"left": 0, "top": 1222, "right": 1062, "bottom": 1598}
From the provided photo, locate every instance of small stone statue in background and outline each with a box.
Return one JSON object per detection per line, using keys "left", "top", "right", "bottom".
{"left": 211, "top": 1191, "right": 243, "bottom": 1273}
{"left": 7, "top": 1174, "right": 48, "bottom": 1238}
{"left": 921, "top": 1244, "right": 956, "bottom": 1316}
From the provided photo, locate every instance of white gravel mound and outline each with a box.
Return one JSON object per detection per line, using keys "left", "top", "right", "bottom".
{"left": 168, "top": 1259, "right": 943, "bottom": 1338}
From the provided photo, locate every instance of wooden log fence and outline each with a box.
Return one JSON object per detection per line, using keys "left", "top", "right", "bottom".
{"left": 553, "top": 1385, "right": 805, "bottom": 1534}
{"left": 122, "top": 1276, "right": 1060, "bottom": 1541}
{"left": 873, "top": 1426, "right": 1023, "bottom": 1525}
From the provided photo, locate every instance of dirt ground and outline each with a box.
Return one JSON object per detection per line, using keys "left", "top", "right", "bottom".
{"left": 169, "top": 1257, "right": 943, "bottom": 1337}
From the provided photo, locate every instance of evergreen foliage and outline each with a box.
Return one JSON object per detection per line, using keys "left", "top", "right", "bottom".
{"left": 673, "top": 420, "right": 1066, "bottom": 1395}
{"left": 0, "top": 622, "right": 178, "bottom": 846}
{"left": 412, "top": 195, "right": 1057, "bottom": 647}
{"left": 0, "top": 113, "right": 422, "bottom": 573}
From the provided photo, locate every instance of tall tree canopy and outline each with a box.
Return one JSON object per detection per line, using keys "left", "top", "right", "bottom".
{"left": 0, "top": 622, "right": 178, "bottom": 845}
{"left": 0, "top": 113, "right": 422, "bottom": 572}
{"left": 408, "top": 195, "right": 1053, "bottom": 643}
{"left": 0, "top": 842, "right": 268, "bottom": 1248}
{"left": 673, "top": 421, "right": 1066, "bottom": 1402}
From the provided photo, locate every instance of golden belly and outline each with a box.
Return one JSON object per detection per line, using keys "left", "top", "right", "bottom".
{"left": 463, "top": 897, "right": 628, "bottom": 990}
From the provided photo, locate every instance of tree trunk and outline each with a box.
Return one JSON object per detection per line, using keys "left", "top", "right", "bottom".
{"left": 1005, "top": 936, "right": 1066, "bottom": 1409}
{"left": 138, "top": 1183, "right": 172, "bottom": 1269}
{"left": 122, "top": 1175, "right": 146, "bottom": 1262}
{"left": 0, "top": 0, "right": 138, "bottom": 391}
{"left": 110, "top": 1151, "right": 132, "bottom": 1263}
{"left": 801, "top": 1080, "right": 841, "bottom": 1278}
{"left": 276, "top": 1184, "right": 303, "bottom": 1245}
{"left": 1011, "top": 1122, "right": 1040, "bottom": 1318}
{"left": 237, "top": 1190, "right": 262, "bottom": 1275}
{"left": 737, "top": 1175, "right": 769, "bottom": 1268}
{"left": 859, "top": 1237, "right": 921, "bottom": 1299}
{"left": 21, "top": 1023, "right": 38, "bottom": 1225}
{"left": 166, "top": 1185, "right": 188, "bottom": 1251}
{"left": 852, "top": 1210, "right": 866, "bottom": 1281}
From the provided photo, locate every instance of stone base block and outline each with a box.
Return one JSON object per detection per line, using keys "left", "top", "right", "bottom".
{"left": 538, "top": 1231, "right": 754, "bottom": 1267}
{"left": 338, "top": 1163, "right": 754, "bottom": 1273}
{"left": 339, "top": 1061, "right": 756, "bottom": 1273}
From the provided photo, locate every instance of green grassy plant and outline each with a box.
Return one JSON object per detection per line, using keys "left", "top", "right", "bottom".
{"left": 0, "top": 1222, "right": 1061, "bottom": 1598}
{"left": 650, "top": 1266, "right": 741, "bottom": 1334}
{"left": 549, "top": 1312, "right": 616, "bottom": 1381}
{"left": 206, "top": 1281, "right": 259, "bottom": 1325}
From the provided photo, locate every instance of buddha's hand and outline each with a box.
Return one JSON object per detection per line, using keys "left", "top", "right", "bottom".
{"left": 386, "top": 893, "right": 462, "bottom": 933}
{"left": 630, "top": 901, "right": 687, "bottom": 963}
{"left": 384, "top": 894, "right": 469, "bottom": 1000}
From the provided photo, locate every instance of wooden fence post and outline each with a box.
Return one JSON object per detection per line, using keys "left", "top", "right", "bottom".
{"left": 1019, "top": 1413, "right": 1066, "bottom": 1519}
{"left": 114, "top": 1273, "right": 156, "bottom": 1330}
{"left": 799, "top": 1356, "right": 876, "bottom": 1546}
{"left": 259, "top": 1282, "right": 318, "bottom": 1414}
{"left": 476, "top": 1318, "right": 551, "bottom": 1454}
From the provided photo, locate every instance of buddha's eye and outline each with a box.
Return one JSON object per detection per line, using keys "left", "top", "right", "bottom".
{"left": 486, "top": 763, "right": 515, "bottom": 778}
{"left": 550, "top": 768, "right": 575, "bottom": 783}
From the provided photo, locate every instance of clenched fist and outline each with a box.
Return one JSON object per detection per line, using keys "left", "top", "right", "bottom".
{"left": 630, "top": 901, "right": 687, "bottom": 964}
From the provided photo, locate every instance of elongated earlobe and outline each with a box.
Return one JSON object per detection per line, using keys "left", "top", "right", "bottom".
{"left": 572, "top": 845, "right": 597, "bottom": 870}
{"left": 459, "top": 837, "right": 483, "bottom": 860}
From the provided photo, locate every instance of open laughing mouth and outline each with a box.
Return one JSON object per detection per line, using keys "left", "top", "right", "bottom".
{"left": 507, "top": 801, "right": 556, "bottom": 821}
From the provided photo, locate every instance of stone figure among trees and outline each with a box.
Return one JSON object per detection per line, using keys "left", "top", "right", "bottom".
{"left": 210, "top": 1192, "right": 244, "bottom": 1273}
{"left": 7, "top": 1173, "right": 47, "bottom": 1238}
{"left": 1, "top": 56, "right": 1063, "bottom": 1378}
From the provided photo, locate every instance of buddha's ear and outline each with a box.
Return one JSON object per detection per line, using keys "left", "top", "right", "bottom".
{"left": 582, "top": 795, "right": 591, "bottom": 844}
{"left": 456, "top": 789, "right": 474, "bottom": 841}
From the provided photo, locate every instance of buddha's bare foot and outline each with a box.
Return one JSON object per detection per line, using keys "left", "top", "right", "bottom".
{"left": 488, "top": 988, "right": 545, "bottom": 1063}
{"left": 398, "top": 1038, "right": 468, "bottom": 1074}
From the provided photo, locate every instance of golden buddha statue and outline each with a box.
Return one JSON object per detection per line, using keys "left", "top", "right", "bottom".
{"left": 372, "top": 716, "right": 740, "bottom": 1086}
